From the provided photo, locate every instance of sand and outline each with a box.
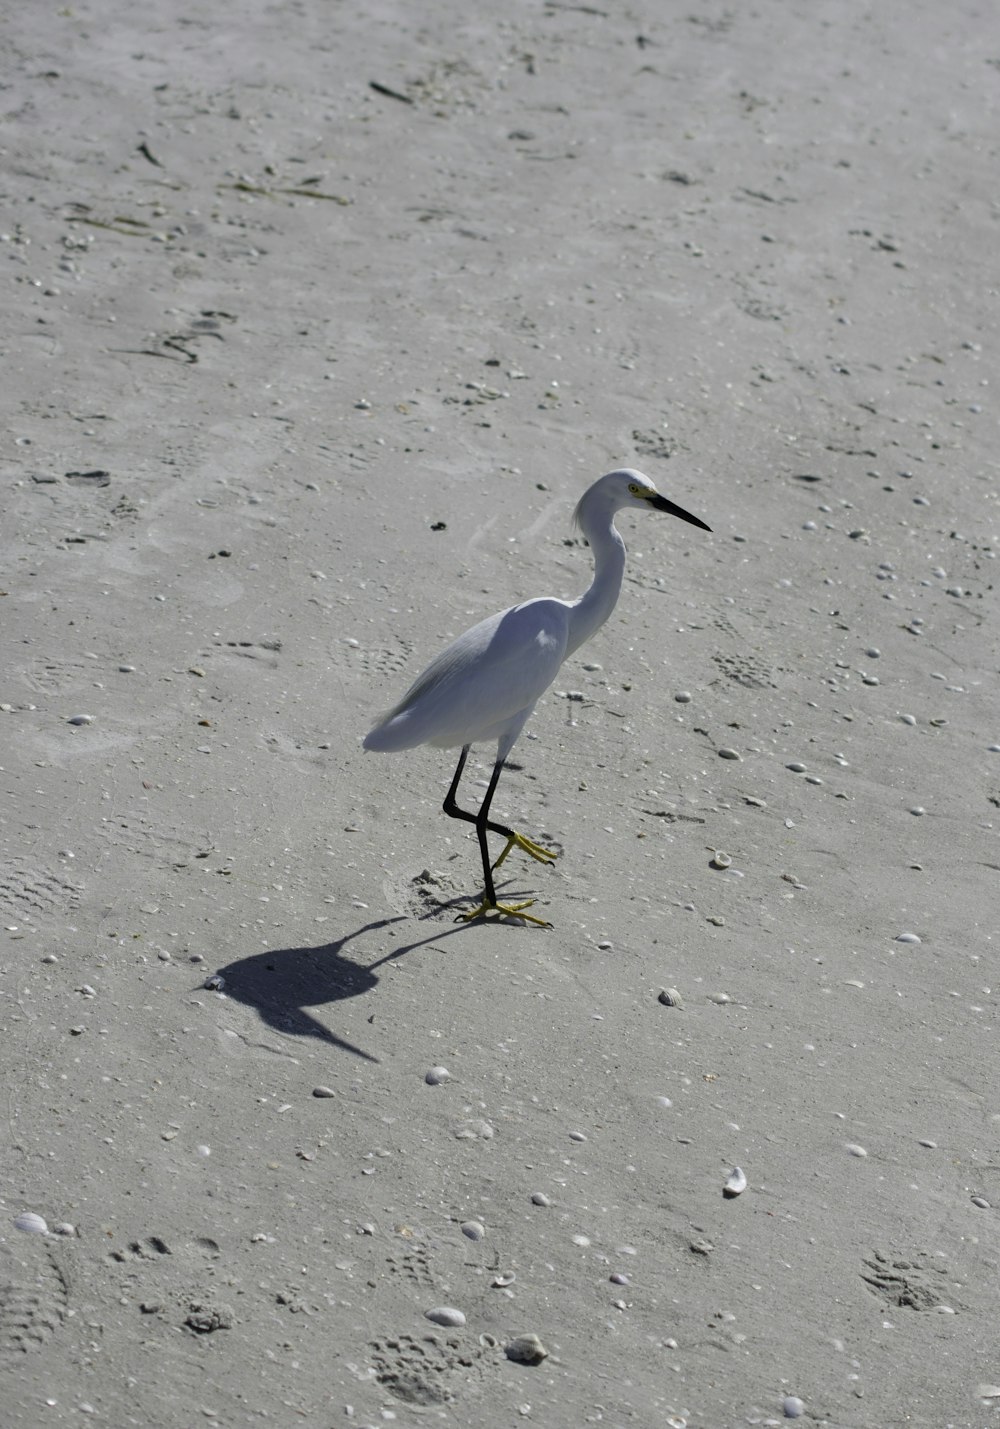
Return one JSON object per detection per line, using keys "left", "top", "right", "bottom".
{"left": 2, "top": 0, "right": 999, "bottom": 1424}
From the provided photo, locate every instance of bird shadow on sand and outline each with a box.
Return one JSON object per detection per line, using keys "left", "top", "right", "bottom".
{"left": 209, "top": 895, "right": 538, "bottom": 1063}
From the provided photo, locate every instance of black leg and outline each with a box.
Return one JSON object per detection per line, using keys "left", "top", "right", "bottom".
{"left": 474, "top": 757, "right": 508, "bottom": 904}
{"left": 442, "top": 743, "right": 560, "bottom": 874}
{"left": 443, "top": 744, "right": 518, "bottom": 842}
{"left": 443, "top": 748, "right": 555, "bottom": 927}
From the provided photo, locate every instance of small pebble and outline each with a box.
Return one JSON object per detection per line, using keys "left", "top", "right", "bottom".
{"left": 717, "top": 747, "right": 741, "bottom": 760}
{"left": 786, "top": 761, "right": 807, "bottom": 773}
{"left": 568, "top": 1130, "right": 588, "bottom": 1142}
{"left": 425, "top": 1066, "right": 451, "bottom": 1085}
{"left": 530, "top": 1192, "right": 551, "bottom": 1206}
{"left": 783, "top": 1396, "right": 805, "bottom": 1419}
{"left": 67, "top": 714, "right": 94, "bottom": 726}
{"left": 894, "top": 932, "right": 921, "bottom": 944}
{"left": 52, "top": 1222, "right": 77, "bottom": 1237}
{"left": 610, "top": 1272, "right": 631, "bottom": 1285}
{"left": 845, "top": 1143, "right": 868, "bottom": 1158}
{"left": 971, "top": 1195, "right": 991, "bottom": 1209}
{"left": 504, "top": 1334, "right": 548, "bottom": 1365}
{"left": 674, "top": 691, "right": 692, "bottom": 703}
{"left": 425, "top": 1306, "right": 466, "bottom": 1327}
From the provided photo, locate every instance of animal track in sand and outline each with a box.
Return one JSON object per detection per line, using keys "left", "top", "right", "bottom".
{"left": 712, "top": 650, "right": 777, "bottom": 690}
{"left": 0, "top": 1240, "right": 70, "bottom": 1358}
{"left": 204, "top": 637, "right": 283, "bottom": 667}
{"left": 332, "top": 635, "right": 415, "bottom": 677}
{"left": 108, "top": 1233, "right": 221, "bottom": 1265}
{"left": 368, "top": 1331, "right": 496, "bottom": 1405}
{"left": 108, "top": 1234, "right": 231, "bottom": 1334}
{"left": 0, "top": 864, "right": 83, "bottom": 922}
{"left": 384, "top": 1230, "right": 437, "bottom": 1289}
{"left": 861, "top": 1249, "right": 961, "bottom": 1311}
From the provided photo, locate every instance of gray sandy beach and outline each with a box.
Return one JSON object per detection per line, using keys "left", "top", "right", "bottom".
{"left": 2, "top": 1, "right": 999, "bottom": 1424}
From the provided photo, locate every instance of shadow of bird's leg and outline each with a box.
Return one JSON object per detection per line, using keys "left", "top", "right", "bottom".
{"left": 442, "top": 746, "right": 556, "bottom": 871}
{"left": 454, "top": 756, "right": 551, "bottom": 928}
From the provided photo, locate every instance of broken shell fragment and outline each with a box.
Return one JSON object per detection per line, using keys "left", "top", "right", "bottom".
{"left": 723, "top": 1167, "right": 747, "bottom": 1198}
{"left": 504, "top": 1333, "right": 549, "bottom": 1365}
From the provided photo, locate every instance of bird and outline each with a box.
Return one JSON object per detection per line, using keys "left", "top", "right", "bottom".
{"left": 363, "top": 468, "right": 711, "bottom": 926}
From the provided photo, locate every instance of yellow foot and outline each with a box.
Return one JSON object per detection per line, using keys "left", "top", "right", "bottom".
{"left": 492, "top": 831, "right": 558, "bottom": 872}
{"left": 456, "top": 897, "right": 551, "bottom": 928}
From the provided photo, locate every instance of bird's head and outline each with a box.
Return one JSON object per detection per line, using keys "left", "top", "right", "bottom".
{"left": 575, "top": 468, "right": 712, "bottom": 533}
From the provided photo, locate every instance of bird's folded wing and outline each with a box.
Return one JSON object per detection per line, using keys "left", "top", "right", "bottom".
{"left": 364, "top": 598, "right": 569, "bottom": 751}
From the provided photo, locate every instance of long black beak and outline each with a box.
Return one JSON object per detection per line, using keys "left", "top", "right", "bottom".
{"left": 649, "top": 492, "right": 712, "bottom": 532}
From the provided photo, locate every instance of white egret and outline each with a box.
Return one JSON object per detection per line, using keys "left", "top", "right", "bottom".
{"left": 363, "top": 469, "right": 711, "bottom": 925}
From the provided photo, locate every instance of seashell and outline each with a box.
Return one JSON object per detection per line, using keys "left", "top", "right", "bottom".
{"left": 709, "top": 850, "right": 731, "bottom": 870}
{"left": 460, "top": 1221, "right": 486, "bottom": 1241}
{"left": 504, "top": 1333, "right": 548, "bottom": 1365}
{"left": 425, "top": 1066, "right": 451, "bottom": 1085}
{"left": 13, "top": 1211, "right": 49, "bottom": 1235}
{"left": 723, "top": 1167, "right": 747, "bottom": 1198}
{"left": 424, "top": 1305, "right": 466, "bottom": 1327}
{"left": 657, "top": 988, "right": 683, "bottom": 1008}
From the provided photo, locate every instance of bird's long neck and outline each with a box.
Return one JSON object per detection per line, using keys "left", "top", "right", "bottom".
{"left": 566, "top": 516, "right": 626, "bottom": 658}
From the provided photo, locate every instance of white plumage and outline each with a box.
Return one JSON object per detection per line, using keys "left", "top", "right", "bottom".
{"left": 363, "top": 468, "right": 710, "bottom": 924}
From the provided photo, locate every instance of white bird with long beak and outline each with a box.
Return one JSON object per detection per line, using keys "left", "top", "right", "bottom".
{"left": 364, "top": 469, "right": 711, "bottom": 925}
